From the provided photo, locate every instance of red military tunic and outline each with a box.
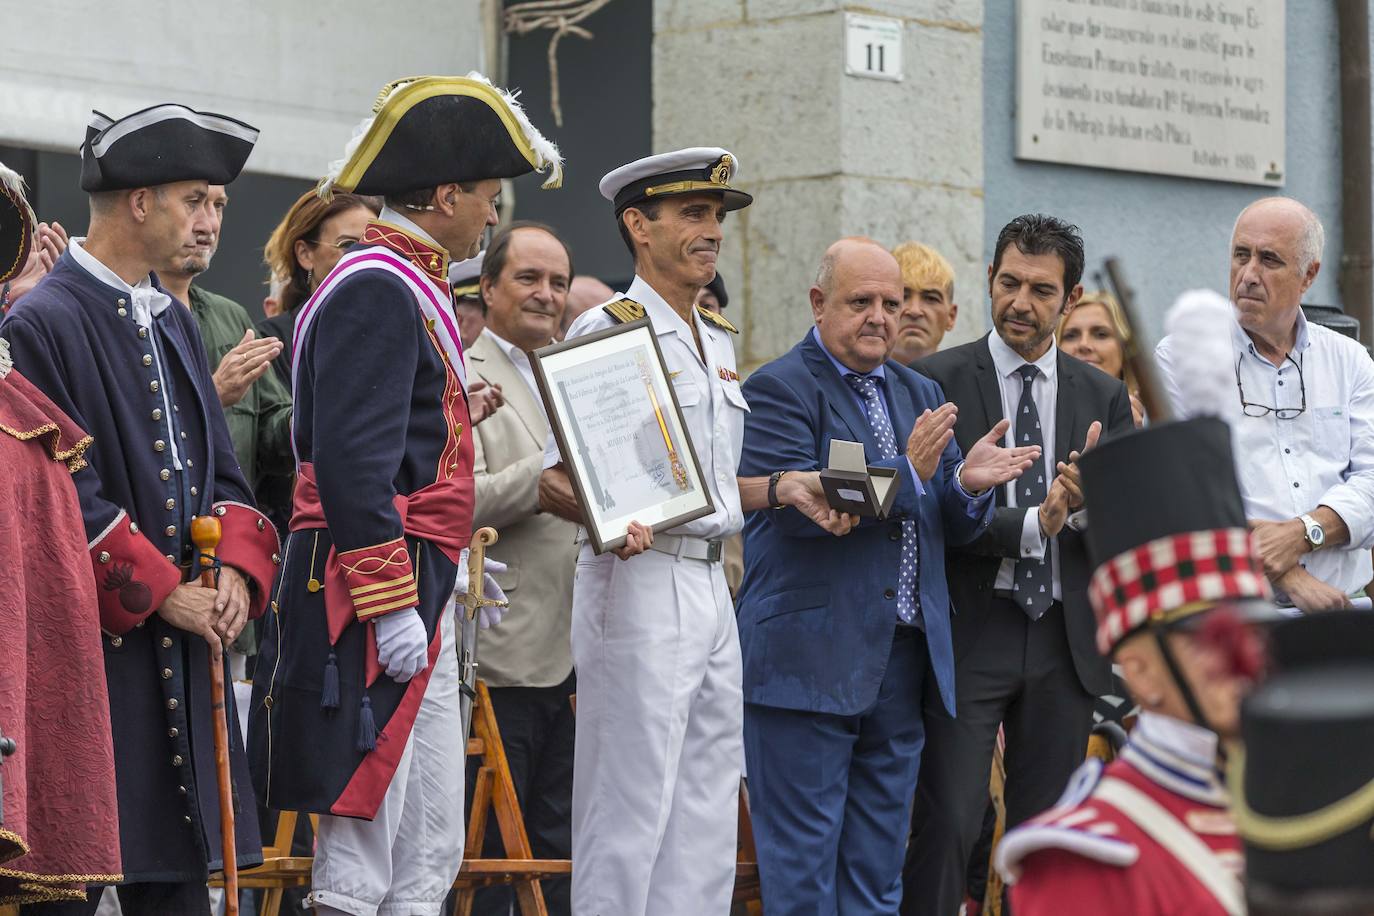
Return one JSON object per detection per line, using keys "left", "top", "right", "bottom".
{"left": 997, "top": 712, "right": 1245, "bottom": 916}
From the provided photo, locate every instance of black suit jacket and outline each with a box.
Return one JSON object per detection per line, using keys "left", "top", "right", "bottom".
{"left": 914, "top": 334, "right": 1132, "bottom": 696}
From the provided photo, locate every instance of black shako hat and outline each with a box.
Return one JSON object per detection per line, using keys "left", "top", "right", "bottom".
{"left": 320, "top": 74, "right": 563, "bottom": 198}
{"left": 1233, "top": 611, "right": 1374, "bottom": 906}
{"left": 79, "top": 104, "right": 259, "bottom": 192}
{"left": 0, "top": 161, "right": 36, "bottom": 284}
{"left": 599, "top": 147, "right": 753, "bottom": 217}
{"left": 1078, "top": 417, "right": 1272, "bottom": 654}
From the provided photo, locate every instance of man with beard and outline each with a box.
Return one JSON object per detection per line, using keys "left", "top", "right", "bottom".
{"left": 904, "top": 214, "right": 1133, "bottom": 916}
{"left": 1, "top": 104, "right": 280, "bottom": 915}
{"left": 248, "top": 74, "right": 562, "bottom": 916}
{"left": 996, "top": 412, "right": 1278, "bottom": 915}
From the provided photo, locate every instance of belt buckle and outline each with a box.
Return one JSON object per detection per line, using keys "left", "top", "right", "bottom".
{"left": 705, "top": 540, "right": 722, "bottom": 563}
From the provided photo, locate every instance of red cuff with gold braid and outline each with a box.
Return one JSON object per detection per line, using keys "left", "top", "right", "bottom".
{"left": 336, "top": 536, "right": 417, "bottom": 620}
{"left": 1088, "top": 527, "right": 1272, "bottom": 654}
{"left": 213, "top": 501, "right": 282, "bottom": 620}
{"left": 90, "top": 509, "right": 181, "bottom": 635}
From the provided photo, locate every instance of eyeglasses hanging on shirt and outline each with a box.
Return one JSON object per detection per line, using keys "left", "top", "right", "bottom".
{"left": 1235, "top": 352, "right": 1306, "bottom": 419}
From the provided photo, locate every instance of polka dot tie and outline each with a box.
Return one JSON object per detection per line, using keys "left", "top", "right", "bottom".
{"left": 844, "top": 373, "right": 920, "bottom": 625}
{"left": 1013, "top": 365, "right": 1053, "bottom": 619}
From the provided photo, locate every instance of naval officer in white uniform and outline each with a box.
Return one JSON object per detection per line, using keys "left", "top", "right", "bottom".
{"left": 540, "top": 148, "right": 854, "bottom": 915}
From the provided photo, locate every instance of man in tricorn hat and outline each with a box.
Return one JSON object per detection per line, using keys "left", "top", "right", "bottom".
{"left": 2, "top": 105, "right": 279, "bottom": 915}
{"left": 248, "top": 73, "right": 561, "bottom": 915}
{"left": 0, "top": 162, "right": 121, "bottom": 908}
{"left": 994, "top": 414, "right": 1278, "bottom": 916}
{"left": 1235, "top": 610, "right": 1374, "bottom": 916}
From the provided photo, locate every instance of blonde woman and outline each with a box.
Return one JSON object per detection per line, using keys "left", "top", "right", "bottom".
{"left": 1058, "top": 291, "right": 1145, "bottom": 426}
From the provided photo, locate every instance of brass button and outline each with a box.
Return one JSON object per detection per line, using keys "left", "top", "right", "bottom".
{"left": 165, "top": 526, "right": 177, "bottom": 537}
{"left": 110, "top": 636, "right": 123, "bottom": 648}
{"left": 167, "top": 698, "right": 178, "bottom": 710}
{"left": 152, "top": 408, "right": 162, "bottom": 421}
{"left": 257, "top": 519, "right": 266, "bottom": 531}
{"left": 138, "top": 327, "right": 148, "bottom": 339}
{"left": 154, "top": 440, "right": 165, "bottom": 452}
{"left": 160, "top": 469, "right": 171, "bottom": 481}
{"left": 161, "top": 637, "right": 173, "bottom": 649}
{"left": 172, "top": 755, "right": 183, "bottom": 766}
{"left": 129, "top": 522, "right": 139, "bottom": 534}
{"left": 166, "top": 499, "right": 176, "bottom": 510}
{"left": 168, "top": 727, "right": 179, "bottom": 738}
{"left": 118, "top": 308, "right": 128, "bottom": 317}
{"left": 142, "top": 355, "right": 153, "bottom": 367}
{"left": 150, "top": 380, "right": 160, "bottom": 393}
{"left": 190, "top": 486, "right": 198, "bottom": 497}
{"left": 135, "top": 619, "right": 146, "bottom": 628}
{"left": 183, "top": 815, "right": 192, "bottom": 824}
{"left": 186, "top": 459, "right": 193, "bottom": 468}
{"left": 162, "top": 667, "right": 173, "bottom": 679}
{"left": 178, "top": 784, "right": 187, "bottom": 794}
{"left": 180, "top": 431, "right": 187, "bottom": 440}
{"left": 117, "top": 298, "right": 127, "bottom": 306}
{"left": 98, "top": 551, "right": 111, "bottom": 563}
{"left": 165, "top": 554, "right": 176, "bottom": 563}
{"left": 272, "top": 553, "right": 281, "bottom": 565}
{"left": 214, "top": 506, "right": 227, "bottom": 517}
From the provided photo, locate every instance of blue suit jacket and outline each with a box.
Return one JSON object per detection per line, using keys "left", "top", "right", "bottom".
{"left": 736, "top": 332, "right": 994, "bottom": 717}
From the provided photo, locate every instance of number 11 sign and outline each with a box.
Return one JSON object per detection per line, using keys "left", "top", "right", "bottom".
{"left": 844, "top": 13, "right": 903, "bottom": 82}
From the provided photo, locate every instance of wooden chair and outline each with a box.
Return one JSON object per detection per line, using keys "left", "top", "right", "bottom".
{"left": 208, "top": 808, "right": 315, "bottom": 916}
{"left": 450, "top": 679, "right": 571, "bottom": 916}
{"left": 734, "top": 782, "right": 763, "bottom": 914}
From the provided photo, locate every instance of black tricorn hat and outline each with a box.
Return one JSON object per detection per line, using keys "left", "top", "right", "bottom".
{"left": 79, "top": 104, "right": 259, "bottom": 192}
{"left": 1079, "top": 417, "right": 1272, "bottom": 653}
{"left": 0, "top": 161, "right": 36, "bottom": 284}
{"left": 1233, "top": 611, "right": 1374, "bottom": 909}
{"left": 321, "top": 74, "right": 563, "bottom": 198}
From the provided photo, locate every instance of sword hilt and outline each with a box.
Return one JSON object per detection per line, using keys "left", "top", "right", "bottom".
{"left": 462, "top": 527, "right": 505, "bottom": 622}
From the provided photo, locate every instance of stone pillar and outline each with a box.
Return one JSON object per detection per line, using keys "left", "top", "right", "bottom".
{"left": 653, "top": 1, "right": 986, "bottom": 371}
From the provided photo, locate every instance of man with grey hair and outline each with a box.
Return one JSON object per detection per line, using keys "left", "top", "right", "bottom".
{"left": 1157, "top": 196, "right": 1374, "bottom": 610}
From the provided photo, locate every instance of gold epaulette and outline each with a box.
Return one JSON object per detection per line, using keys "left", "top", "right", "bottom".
{"left": 603, "top": 298, "right": 646, "bottom": 324}
{"left": 697, "top": 305, "right": 739, "bottom": 334}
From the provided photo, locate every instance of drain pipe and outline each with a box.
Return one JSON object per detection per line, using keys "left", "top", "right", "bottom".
{"left": 1337, "top": 0, "right": 1373, "bottom": 346}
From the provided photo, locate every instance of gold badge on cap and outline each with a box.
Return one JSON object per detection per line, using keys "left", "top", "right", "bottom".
{"left": 709, "top": 154, "right": 733, "bottom": 186}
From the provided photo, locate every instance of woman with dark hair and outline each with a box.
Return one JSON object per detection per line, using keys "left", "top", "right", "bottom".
{"left": 257, "top": 189, "right": 380, "bottom": 385}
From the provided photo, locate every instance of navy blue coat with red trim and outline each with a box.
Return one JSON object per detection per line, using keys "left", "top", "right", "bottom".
{"left": 0, "top": 251, "right": 279, "bottom": 882}
{"left": 249, "top": 237, "right": 472, "bottom": 819}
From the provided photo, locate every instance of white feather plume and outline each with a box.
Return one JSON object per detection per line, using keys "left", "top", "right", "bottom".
{"left": 461, "top": 71, "right": 564, "bottom": 190}
{"left": 0, "top": 160, "right": 37, "bottom": 245}
{"left": 1163, "top": 289, "right": 1235, "bottom": 420}
{"left": 318, "top": 73, "right": 564, "bottom": 199}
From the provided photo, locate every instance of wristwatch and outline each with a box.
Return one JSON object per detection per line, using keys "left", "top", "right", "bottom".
{"left": 768, "top": 470, "right": 788, "bottom": 509}
{"left": 1300, "top": 513, "right": 1326, "bottom": 550}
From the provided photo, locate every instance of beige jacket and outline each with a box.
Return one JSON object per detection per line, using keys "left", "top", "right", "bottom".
{"left": 468, "top": 330, "right": 578, "bottom": 688}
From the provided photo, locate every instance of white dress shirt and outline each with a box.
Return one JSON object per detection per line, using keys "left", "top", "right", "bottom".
{"left": 987, "top": 332, "right": 1062, "bottom": 600}
{"left": 1157, "top": 310, "right": 1374, "bottom": 596}
{"left": 481, "top": 327, "right": 547, "bottom": 421}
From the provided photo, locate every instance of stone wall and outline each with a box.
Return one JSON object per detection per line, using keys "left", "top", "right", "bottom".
{"left": 654, "top": 0, "right": 986, "bottom": 371}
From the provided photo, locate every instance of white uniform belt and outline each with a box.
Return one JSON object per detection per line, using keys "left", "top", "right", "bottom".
{"left": 648, "top": 533, "right": 723, "bottom": 563}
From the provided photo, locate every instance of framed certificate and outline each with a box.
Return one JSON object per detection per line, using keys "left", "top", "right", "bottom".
{"left": 532, "top": 318, "right": 714, "bottom": 554}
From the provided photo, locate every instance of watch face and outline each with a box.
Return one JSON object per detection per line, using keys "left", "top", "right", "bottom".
{"left": 1308, "top": 524, "right": 1325, "bottom": 546}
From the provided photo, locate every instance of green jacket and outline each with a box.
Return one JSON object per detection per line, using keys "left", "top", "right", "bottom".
{"left": 188, "top": 284, "right": 294, "bottom": 488}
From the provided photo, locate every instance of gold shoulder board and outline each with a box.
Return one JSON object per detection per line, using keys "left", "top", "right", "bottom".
{"left": 603, "top": 298, "right": 646, "bottom": 324}
{"left": 697, "top": 306, "right": 739, "bottom": 334}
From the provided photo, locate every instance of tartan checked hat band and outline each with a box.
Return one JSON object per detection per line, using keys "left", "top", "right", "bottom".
{"left": 1089, "top": 527, "right": 1272, "bottom": 654}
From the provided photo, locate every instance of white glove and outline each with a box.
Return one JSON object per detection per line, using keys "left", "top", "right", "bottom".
{"left": 374, "top": 608, "right": 429, "bottom": 682}
{"left": 455, "top": 551, "right": 510, "bottom": 630}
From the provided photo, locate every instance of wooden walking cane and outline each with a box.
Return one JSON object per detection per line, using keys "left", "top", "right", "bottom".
{"left": 192, "top": 515, "right": 238, "bottom": 916}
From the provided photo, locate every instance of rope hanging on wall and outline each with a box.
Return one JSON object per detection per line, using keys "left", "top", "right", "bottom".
{"left": 504, "top": 0, "right": 616, "bottom": 127}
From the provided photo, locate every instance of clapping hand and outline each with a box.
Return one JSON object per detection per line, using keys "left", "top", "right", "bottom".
{"left": 959, "top": 419, "right": 1040, "bottom": 493}
{"left": 468, "top": 380, "right": 504, "bottom": 425}
{"left": 1054, "top": 422, "right": 1101, "bottom": 512}
{"left": 905, "top": 403, "right": 958, "bottom": 481}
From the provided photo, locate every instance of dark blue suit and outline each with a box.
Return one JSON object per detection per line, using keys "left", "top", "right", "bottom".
{"left": 736, "top": 330, "right": 993, "bottom": 914}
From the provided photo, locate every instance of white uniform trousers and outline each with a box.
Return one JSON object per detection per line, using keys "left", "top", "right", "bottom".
{"left": 570, "top": 545, "right": 743, "bottom": 915}
{"left": 308, "top": 602, "right": 466, "bottom": 916}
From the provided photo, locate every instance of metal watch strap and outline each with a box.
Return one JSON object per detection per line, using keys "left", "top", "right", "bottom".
{"left": 768, "top": 470, "right": 787, "bottom": 509}
{"left": 1300, "top": 513, "right": 1324, "bottom": 549}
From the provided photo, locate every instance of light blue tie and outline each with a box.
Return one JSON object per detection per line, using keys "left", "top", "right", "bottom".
{"left": 844, "top": 373, "right": 919, "bottom": 625}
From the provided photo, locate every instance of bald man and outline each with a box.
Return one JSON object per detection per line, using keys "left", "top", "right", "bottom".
{"left": 558, "top": 275, "right": 614, "bottom": 339}
{"left": 1157, "top": 196, "right": 1374, "bottom": 612}
{"left": 735, "top": 238, "right": 1036, "bottom": 913}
